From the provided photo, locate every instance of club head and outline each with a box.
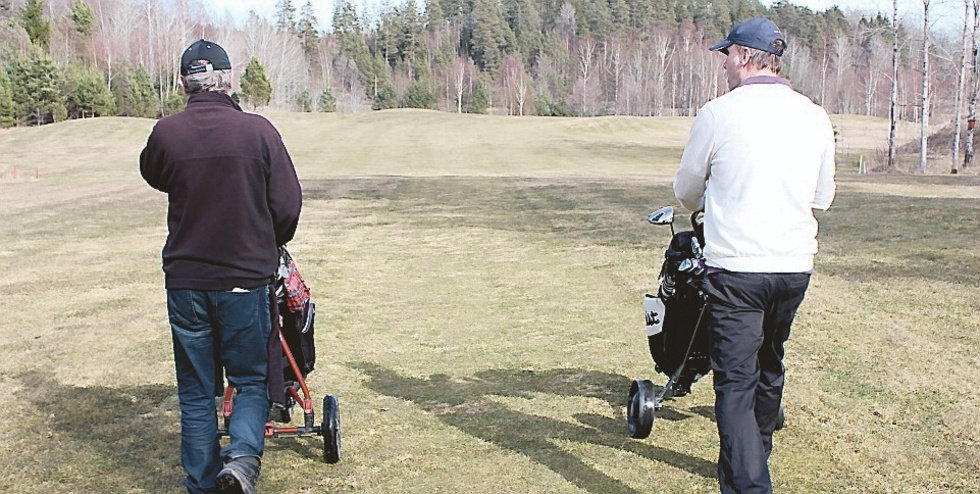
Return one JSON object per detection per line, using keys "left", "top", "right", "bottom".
{"left": 647, "top": 206, "right": 674, "bottom": 226}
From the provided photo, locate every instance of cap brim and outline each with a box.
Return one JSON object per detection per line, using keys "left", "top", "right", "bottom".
{"left": 709, "top": 39, "right": 732, "bottom": 53}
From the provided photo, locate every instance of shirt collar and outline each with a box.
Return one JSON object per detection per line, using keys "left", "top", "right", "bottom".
{"left": 737, "top": 75, "right": 792, "bottom": 89}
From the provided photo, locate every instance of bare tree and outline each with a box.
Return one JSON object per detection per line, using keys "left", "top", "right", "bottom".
{"left": 451, "top": 56, "right": 466, "bottom": 113}
{"left": 889, "top": 0, "right": 900, "bottom": 169}
{"left": 499, "top": 53, "right": 526, "bottom": 115}
{"left": 833, "top": 33, "right": 853, "bottom": 114}
{"left": 953, "top": 0, "right": 971, "bottom": 174}
{"left": 653, "top": 31, "right": 673, "bottom": 116}
{"left": 574, "top": 37, "right": 597, "bottom": 116}
{"left": 516, "top": 75, "right": 527, "bottom": 116}
{"left": 919, "top": 0, "right": 931, "bottom": 173}
{"left": 606, "top": 36, "right": 626, "bottom": 114}
{"left": 965, "top": 1, "right": 980, "bottom": 169}
{"left": 864, "top": 38, "right": 891, "bottom": 117}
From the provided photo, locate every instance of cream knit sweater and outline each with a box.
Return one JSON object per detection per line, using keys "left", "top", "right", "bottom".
{"left": 673, "top": 81, "right": 836, "bottom": 273}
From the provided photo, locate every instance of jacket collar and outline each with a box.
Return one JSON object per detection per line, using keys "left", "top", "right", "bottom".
{"left": 186, "top": 91, "right": 243, "bottom": 111}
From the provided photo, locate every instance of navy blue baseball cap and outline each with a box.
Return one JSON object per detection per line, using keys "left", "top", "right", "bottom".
{"left": 709, "top": 17, "right": 787, "bottom": 56}
{"left": 180, "top": 39, "right": 231, "bottom": 76}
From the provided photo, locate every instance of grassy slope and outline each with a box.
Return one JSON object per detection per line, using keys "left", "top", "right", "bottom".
{"left": 0, "top": 113, "right": 977, "bottom": 493}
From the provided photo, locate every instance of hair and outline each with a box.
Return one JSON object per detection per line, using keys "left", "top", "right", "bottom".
{"left": 182, "top": 59, "right": 233, "bottom": 94}
{"left": 733, "top": 42, "right": 783, "bottom": 75}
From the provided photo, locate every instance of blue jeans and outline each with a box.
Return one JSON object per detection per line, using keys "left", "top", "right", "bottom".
{"left": 704, "top": 272, "right": 810, "bottom": 494}
{"left": 167, "top": 287, "right": 271, "bottom": 494}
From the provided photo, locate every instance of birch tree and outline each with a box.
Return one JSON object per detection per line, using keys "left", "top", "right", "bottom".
{"left": 919, "top": 0, "right": 931, "bottom": 173}
{"left": 889, "top": 0, "right": 900, "bottom": 169}
{"left": 451, "top": 55, "right": 467, "bottom": 113}
{"left": 953, "top": 0, "right": 970, "bottom": 174}
{"left": 965, "top": 1, "right": 980, "bottom": 169}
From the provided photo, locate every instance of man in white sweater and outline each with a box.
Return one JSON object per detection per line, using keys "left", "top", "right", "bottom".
{"left": 673, "top": 17, "right": 836, "bottom": 494}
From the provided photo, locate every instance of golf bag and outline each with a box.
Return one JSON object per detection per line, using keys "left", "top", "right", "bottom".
{"left": 277, "top": 246, "right": 316, "bottom": 382}
{"left": 629, "top": 207, "right": 785, "bottom": 439}
{"left": 645, "top": 223, "right": 709, "bottom": 397}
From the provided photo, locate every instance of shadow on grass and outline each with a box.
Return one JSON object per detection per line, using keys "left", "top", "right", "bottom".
{"left": 17, "top": 372, "right": 184, "bottom": 492}
{"left": 304, "top": 177, "right": 678, "bottom": 250}
{"left": 306, "top": 176, "right": 980, "bottom": 287}
{"left": 15, "top": 372, "right": 328, "bottom": 492}
{"left": 352, "top": 362, "right": 715, "bottom": 493}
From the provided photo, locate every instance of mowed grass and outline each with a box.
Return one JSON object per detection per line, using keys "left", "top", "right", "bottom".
{"left": 0, "top": 111, "right": 977, "bottom": 493}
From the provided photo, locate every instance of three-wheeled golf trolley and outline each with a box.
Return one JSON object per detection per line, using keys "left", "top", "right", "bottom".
{"left": 217, "top": 247, "right": 341, "bottom": 463}
{"left": 626, "top": 206, "right": 783, "bottom": 439}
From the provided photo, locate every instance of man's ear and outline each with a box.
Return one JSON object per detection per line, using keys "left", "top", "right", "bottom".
{"left": 737, "top": 47, "right": 750, "bottom": 65}
{"left": 179, "top": 75, "right": 189, "bottom": 95}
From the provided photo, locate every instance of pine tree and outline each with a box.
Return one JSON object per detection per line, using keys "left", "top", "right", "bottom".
{"left": 377, "top": 9, "right": 403, "bottom": 68}
{"left": 7, "top": 50, "right": 65, "bottom": 125}
{"left": 317, "top": 87, "right": 336, "bottom": 112}
{"left": 372, "top": 81, "right": 398, "bottom": 110}
{"left": 0, "top": 69, "right": 15, "bottom": 127}
{"left": 424, "top": 0, "right": 444, "bottom": 30}
{"left": 163, "top": 91, "right": 185, "bottom": 116}
{"left": 400, "top": 0, "right": 424, "bottom": 68}
{"left": 275, "top": 0, "right": 297, "bottom": 33}
{"left": 239, "top": 57, "right": 273, "bottom": 109}
{"left": 470, "top": 0, "right": 508, "bottom": 73}
{"left": 296, "top": 89, "right": 312, "bottom": 112}
{"left": 503, "top": 0, "right": 543, "bottom": 65}
{"left": 470, "top": 80, "right": 489, "bottom": 113}
{"left": 69, "top": 0, "right": 94, "bottom": 36}
{"left": 65, "top": 63, "right": 114, "bottom": 118}
{"left": 121, "top": 66, "right": 155, "bottom": 118}
{"left": 404, "top": 79, "right": 436, "bottom": 108}
{"left": 332, "top": 0, "right": 362, "bottom": 59}
{"left": 298, "top": 1, "right": 319, "bottom": 58}
{"left": 21, "top": 0, "right": 50, "bottom": 49}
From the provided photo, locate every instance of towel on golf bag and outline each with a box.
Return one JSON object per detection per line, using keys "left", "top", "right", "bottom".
{"left": 647, "top": 229, "right": 710, "bottom": 396}
{"left": 276, "top": 246, "right": 316, "bottom": 383}
{"left": 279, "top": 247, "right": 311, "bottom": 314}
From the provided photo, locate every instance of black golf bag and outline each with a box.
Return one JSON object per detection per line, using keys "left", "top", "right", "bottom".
{"left": 645, "top": 218, "right": 709, "bottom": 397}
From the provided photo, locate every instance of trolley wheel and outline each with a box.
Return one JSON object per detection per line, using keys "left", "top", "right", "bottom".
{"left": 774, "top": 403, "right": 785, "bottom": 431}
{"left": 626, "top": 379, "right": 656, "bottom": 439}
{"left": 322, "top": 394, "right": 341, "bottom": 464}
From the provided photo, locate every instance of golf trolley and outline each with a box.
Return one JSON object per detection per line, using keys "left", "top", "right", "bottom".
{"left": 626, "top": 206, "right": 783, "bottom": 439}
{"left": 217, "top": 247, "right": 341, "bottom": 464}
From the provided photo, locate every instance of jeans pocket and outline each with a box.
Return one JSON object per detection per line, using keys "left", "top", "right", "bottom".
{"left": 167, "top": 290, "right": 205, "bottom": 331}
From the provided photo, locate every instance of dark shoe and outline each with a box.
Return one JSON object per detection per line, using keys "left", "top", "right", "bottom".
{"left": 216, "top": 456, "right": 261, "bottom": 494}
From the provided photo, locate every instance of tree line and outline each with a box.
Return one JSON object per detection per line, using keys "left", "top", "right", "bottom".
{"left": 0, "top": 0, "right": 972, "bottom": 152}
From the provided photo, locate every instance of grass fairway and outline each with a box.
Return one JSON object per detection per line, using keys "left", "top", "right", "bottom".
{"left": 0, "top": 111, "right": 978, "bottom": 493}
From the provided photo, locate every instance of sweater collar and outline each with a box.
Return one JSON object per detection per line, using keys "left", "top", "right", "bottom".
{"left": 737, "top": 75, "right": 792, "bottom": 89}
{"left": 186, "top": 91, "right": 243, "bottom": 111}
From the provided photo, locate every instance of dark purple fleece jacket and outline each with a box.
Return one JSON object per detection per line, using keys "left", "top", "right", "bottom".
{"left": 140, "top": 92, "right": 302, "bottom": 290}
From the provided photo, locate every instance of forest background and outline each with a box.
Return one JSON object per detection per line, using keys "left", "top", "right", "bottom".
{"left": 0, "top": 0, "right": 976, "bottom": 171}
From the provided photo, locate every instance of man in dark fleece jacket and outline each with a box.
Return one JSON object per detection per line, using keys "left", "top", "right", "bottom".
{"left": 140, "top": 39, "right": 302, "bottom": 494}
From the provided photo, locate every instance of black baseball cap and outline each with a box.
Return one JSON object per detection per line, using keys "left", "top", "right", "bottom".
{"left": 180, "top": 39, "right": 231, "bottom": 76}
{"left": 709, "top": 17, "right": 787, "bottom": 56}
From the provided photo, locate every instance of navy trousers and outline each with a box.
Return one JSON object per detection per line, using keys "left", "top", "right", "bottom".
{"left": 704, "top": 272, "right": 810, "bottom": 494}
{"left": 168, "top": 286, "right": 272, "bottom": 494}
